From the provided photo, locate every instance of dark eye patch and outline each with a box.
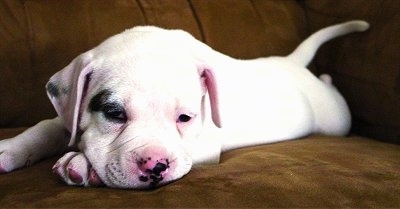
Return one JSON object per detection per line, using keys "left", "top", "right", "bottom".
{"left": 89, "top": 89, "right": 127, "bottom": 123}
{"left": 89, "top": 89, "right": 113, "bottom": 112}
{"left": 101, "top": 103, "right": 127, "bottom": 122}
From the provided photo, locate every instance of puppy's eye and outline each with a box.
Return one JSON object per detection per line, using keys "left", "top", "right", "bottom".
{"left": 102, "top": 104, "right": 127, "bottom": 123}
{"left": 177, "top": 114, "right": 192, "bottom": 123}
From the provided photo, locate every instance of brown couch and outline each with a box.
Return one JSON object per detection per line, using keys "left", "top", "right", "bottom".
{"left": 1, "top": 0, "right": 399, "bottom": 208}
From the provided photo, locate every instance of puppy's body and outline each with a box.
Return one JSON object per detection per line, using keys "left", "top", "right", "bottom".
{"left": 0, "top": 21, "right": 368, "bottom": 189}
{"left": 210, "top": 57, "right": 349, "bottom": 151}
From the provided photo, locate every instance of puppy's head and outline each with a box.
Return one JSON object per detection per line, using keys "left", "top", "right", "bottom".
{"left": 46, "top": 26, "right": 221, "bottom": 189}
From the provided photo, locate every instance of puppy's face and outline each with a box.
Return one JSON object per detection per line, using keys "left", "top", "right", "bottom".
{"left": 47, "top": 26, "right": 220, "bottom": 189}
{"left": 78, "top": 50, "right": 207, "bottom": 189}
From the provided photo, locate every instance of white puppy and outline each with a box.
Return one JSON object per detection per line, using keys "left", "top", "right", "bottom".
{"left": 0, "top": 21, "right": 369, "bottom": 189}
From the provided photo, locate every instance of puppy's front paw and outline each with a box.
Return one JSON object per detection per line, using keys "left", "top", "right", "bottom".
{"left": 53, "top": 152, "right": 104, "bottom": 187}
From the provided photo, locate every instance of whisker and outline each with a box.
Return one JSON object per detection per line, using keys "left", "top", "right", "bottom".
{"left": 129, "top": 143, "right": 148, "bottom": 153}
{"left": 107, "top": 124, "right": 129, "bottom": 146}
{"left": 106, "top": 136, "right": 141, "bottom": 154}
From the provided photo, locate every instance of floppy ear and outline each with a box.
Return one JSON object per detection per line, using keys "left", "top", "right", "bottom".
{"left": 198, "top": 64, "right": 221, "bottom": 128}
{"left": 184, "top": 32, "right": 224, "bottom": 128}
{"left": 46, "top": 55, "right": 93, "bottom": 146}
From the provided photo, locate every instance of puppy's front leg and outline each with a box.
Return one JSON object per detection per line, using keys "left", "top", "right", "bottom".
{"left": 0, "top": 117, "right": 68, "bottom": 173}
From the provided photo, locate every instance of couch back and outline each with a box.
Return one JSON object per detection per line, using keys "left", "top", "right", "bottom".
{"left": 304, "top": 0, "right": 399, "bottom": 144}
{"left": 1, "top": 0, "right": 399, "bottom": 144}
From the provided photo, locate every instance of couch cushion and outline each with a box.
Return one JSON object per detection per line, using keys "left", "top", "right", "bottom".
{"left": 1, "top": 128, "right": 399, "bottom": 208}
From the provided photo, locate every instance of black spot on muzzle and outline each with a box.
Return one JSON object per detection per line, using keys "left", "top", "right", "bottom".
{"left": 138, "top": 162, "right": 169, "bottom": 187}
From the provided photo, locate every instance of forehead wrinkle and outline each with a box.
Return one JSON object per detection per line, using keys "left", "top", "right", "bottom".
{"left": 94, "top": 56, "right": 202, "bottom": 117}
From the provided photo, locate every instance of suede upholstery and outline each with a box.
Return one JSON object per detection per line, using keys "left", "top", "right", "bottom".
{"left": 0, "top": 0, "right": 399, "bottom": 208}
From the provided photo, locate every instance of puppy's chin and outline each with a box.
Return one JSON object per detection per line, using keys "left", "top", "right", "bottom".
{"left": 101, "top": 161, "right": 192, "bottom": 189}
{"left": 103, "top": 171, "right": 189, "bottom": 190}
{"left": 85, "top": 149, "right": 193, "bottom": 189}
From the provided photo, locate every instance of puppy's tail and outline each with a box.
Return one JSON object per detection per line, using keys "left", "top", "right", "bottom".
{"left": 286, "top": 20, "right": 369, "bottom": 67}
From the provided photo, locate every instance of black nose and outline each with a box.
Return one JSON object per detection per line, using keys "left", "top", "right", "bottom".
{"left": 152, "top": 162, "right": 168, "bottom": 176}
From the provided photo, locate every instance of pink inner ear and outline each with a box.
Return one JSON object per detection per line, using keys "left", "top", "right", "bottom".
{"left": 202, "top": 68, "right": 221, "bottom": 128}
{"left": 68, "top": 67, "right": 92, "bottom": 146}
{"left": 47, "top": 60, "right": 92, "bottom": 146}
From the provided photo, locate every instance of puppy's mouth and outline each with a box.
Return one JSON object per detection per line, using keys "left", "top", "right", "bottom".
{"left": 101, "top": 157, "right": 184, "bottom": 189}
{"left": 84, "top": 143, "right": 193, "bottom": 189}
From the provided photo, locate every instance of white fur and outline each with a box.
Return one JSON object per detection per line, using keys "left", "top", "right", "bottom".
{"left": 0, "top": 21, "right": 369, "bottom": 189}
